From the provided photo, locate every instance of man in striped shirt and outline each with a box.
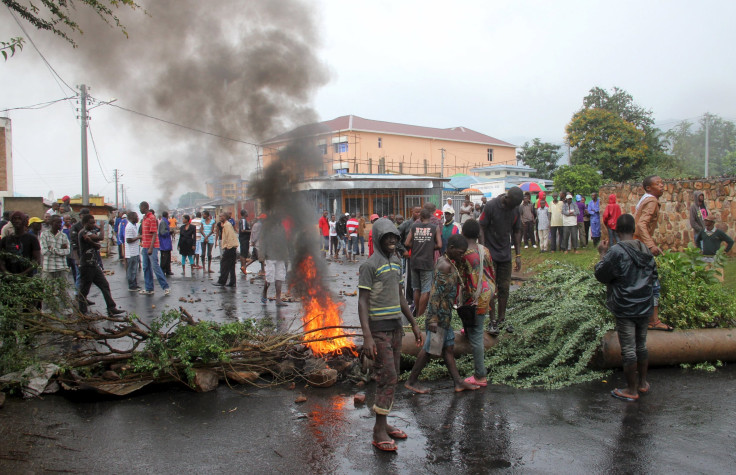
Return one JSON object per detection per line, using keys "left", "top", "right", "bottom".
{"left": 40, "top": 215, "right": 70, "bottom": 279}
{"left": 346, "top": 213, "right": 360, "bottom": 263}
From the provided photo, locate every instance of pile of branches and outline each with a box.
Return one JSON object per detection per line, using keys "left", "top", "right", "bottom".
{"left": 0, "top": 274, "right": 363, "bottom": 396}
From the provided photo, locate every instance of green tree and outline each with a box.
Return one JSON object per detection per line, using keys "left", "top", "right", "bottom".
{"left": 516, "top": 138, "right": 562, "bottom": 180}
{"left": 566, "top": 87, "right": 666, "bottom": 182}
{"left": 177, "top": 192, "right": 209, "bottom": 208}
{"left": 552, "top": 164, "right": 602, "bottom": 196}
{"left": 582, "top": 86, "right": 654, "bottom": 129}
{"left": 2, "top": 0, "right": 140, "bottom": 49}
{"left": 663, "top": 114, "right": 736, "bottom": 177}
{"left": 566, "top": 108, "right": 649, "bottom": 182}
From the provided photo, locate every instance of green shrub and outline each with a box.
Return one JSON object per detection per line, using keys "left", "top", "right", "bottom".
{"left": 657, "top": 247, "right": 736, "bottom": 328}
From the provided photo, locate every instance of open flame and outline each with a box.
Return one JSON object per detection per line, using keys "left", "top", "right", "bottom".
{"left": 297, "top": 255, "right": 357, "bottom": 357}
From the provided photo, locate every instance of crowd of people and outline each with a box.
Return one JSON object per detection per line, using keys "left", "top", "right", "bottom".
{"left": 0, "top": 199, "right": 290, "bottom": 313}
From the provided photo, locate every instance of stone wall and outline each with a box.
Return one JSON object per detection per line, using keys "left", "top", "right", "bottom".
{"left": 599, "top": 177, "right": 736, "bottom": 255}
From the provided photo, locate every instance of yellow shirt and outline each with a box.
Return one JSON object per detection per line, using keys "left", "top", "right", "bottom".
{"left": 220, "top": 221, "right": 238, "bottom": 250}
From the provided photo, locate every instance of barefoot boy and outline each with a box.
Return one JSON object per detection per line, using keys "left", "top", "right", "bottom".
{"left": 595, "top": 214, "right": 656, "bottom": 402}
{"left": 358, "top": 218, "right": 422, "bottom": 452}
{"left": 404, "top": 234, "right": 480, "bottom": 394}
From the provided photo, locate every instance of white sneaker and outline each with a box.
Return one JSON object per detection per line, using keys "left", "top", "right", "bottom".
{"left": 164, "top": 288, "right": 170, "bottom": 296}
{"left": 533, "top": 245, "right": 537, "bottom": 248}
{"left": 524, "top": 245, "right": 529, "bottom": 249}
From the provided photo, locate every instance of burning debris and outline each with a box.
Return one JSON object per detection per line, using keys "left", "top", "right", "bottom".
{"left": 296, "top": 255, "right": 358, "bottom": 358}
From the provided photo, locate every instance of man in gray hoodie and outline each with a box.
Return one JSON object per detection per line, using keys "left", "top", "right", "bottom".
{"left": 358, "top": 218, "right": 422, "bottom": 451}
{"left": 689, "top": 190, "right": 708, "bottom": 244}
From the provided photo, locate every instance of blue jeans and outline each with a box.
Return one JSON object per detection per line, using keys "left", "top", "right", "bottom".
{"left": 141, "top": 248, "right": 169, "bottom": 291}
{"left": 358, "top": 235, "right": 365, "bottom": 255}
{"left": 463, "top": 312, "right": 487, "bottom": 378}
{"left": 126, "top": 255, "right": 140, "bottom": 289}
{"left": 607, "top": 226, "right": 620, "bottom": 245}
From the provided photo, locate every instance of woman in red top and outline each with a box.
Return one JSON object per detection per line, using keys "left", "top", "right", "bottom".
{"left": 602, "top": 194, "right": 622, "bottom": 244}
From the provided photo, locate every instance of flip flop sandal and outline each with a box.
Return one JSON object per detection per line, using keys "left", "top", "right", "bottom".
{"left": 638, "top": 383, "right": 650, "bottom": 394}
{"left": 611, "top": 388, "right": 639, "bottom": 402}
{"left": 372, "top": 440, "right": 397, "bottom": 452}
{"left": 464, "top": 376, "right": 488, "bottom": 387}
{"left": 388, "top": 429, "right": 408, "bottom": 440}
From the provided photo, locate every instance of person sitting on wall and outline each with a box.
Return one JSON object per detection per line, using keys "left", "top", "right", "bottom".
{"left": 695, "top": 213, "right": 733, "bottom": 282}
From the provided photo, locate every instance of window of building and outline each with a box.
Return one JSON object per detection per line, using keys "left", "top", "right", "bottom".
{"left": 495, "top": 171, "right": 500, "bottom": 176}
{"left": 318, "top": 143, "right": 327, "bottom": 155}
{"left": 334, "top": 142, "right": 348, "bottom": 153}
{"left": 378, "top": 137, "right": 382, "bottom": 148}
{"left": 485, "top": 172, "right": 490, "bottom": 176}
{"left": 487, "top": 148, "right": 494, "bottom": 162}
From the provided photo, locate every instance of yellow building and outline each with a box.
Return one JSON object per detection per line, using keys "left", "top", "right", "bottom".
{"left": 260, "top": 115, "right": 517, "bottom": 178}
{"left": 206, "top": 175, "right": 249, "bottom": 201}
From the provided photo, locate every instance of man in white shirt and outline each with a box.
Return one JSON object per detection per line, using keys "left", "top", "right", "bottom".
{"left": 124, "top": 211, "right": 142, "bottom": 291}
{"left": 442, "top": 197, "right": 454, "bottom": 215}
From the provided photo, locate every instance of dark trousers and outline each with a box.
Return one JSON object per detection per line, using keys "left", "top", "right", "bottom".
{"left": 218, "top": 247, "right": 237, "bottom": 285}
{"left": 523, "top": 221, "right": 536, "bottom": 246}
{"left": 78, "top": 265, "right": 116, "bottom": 313}
{"left": 550, "top": 226, "right": 562, "bottom": 251}
{"left": 160, "top": 250, "right": 172, "bottom": 275}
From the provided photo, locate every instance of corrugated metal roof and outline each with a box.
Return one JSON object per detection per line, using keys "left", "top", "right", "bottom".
{"left": 294, "top": 173, "right": 447, "bottom": 191}
{"left": 262, "top": 115, "right": 516, "bottom": 148}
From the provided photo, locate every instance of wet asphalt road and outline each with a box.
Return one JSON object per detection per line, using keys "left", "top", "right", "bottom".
{"left": 1, "top": 252, "right": 735, "bottom": 473}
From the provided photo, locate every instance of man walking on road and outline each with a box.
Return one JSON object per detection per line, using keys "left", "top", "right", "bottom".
{"left": 479, "top": 186, "right": 523, "bottom": 335}
{"left": 138, "top": 201, "right": 170, "bottom": 296}
{"left": 214, "top": 212, "right": 238, "bottom": 287}
{"left": 77, "top": 214, "right": 125, "bottom": 316}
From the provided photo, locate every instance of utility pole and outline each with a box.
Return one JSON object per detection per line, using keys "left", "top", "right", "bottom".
{"left": 113, "top": 168, "right": 120, "bottom": 210}
{"left": 440, "top": 148, "right": 446, "bottom": 178}
{"left": 79, "top": 84, "right": 90, "bottom": 205}
{"left": 704, "top": 113, "right": 710, "bottom": 178}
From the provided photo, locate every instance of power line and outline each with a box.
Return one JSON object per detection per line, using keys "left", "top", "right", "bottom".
{"left": 6, "top": 6, "right": 76, "bottom": 94}
{"left": 2, "top": 96, "right": 76, "bottom": 112}
{"left": 106, "top": 103, "right": 261, "bottom": 147}
{"left": 87, "top": 123, "right": 111, "bottom": 183}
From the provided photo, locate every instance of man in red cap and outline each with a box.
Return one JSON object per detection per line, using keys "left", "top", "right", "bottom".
{"left": 60, "top": 196, "right": 72, "bottom": 214}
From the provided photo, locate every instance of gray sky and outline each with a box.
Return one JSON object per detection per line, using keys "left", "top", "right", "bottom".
{"left": 2, "top": 0, "right": 735, "bottom": 207}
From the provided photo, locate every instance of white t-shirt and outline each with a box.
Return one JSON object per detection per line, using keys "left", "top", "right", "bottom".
{"left": 124, "top": 222, "right": 140, "bottom": 257}
{"left": 329, "top": 220, "right": 337, "bottom": 237}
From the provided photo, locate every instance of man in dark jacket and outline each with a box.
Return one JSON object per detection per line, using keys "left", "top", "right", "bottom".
{"left": 479, "top": 186, "right": 523, "bottom": 335}
{"left": 594, "top": 214, "right": 656, "bottom": 403}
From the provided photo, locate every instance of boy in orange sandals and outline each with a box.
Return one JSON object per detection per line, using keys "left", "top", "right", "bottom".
{"left": 595, "top": 214, "right": 656, "bottom": 402}
{"left": 358, "top": 218, "right": 423, "bottom": 452}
